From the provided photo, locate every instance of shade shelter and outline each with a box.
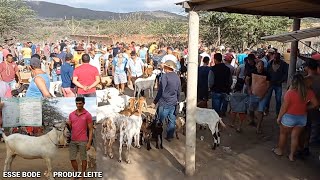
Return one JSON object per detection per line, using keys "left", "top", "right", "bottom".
{"left": 176, "top": 0, "right": 320, "bottom": 176}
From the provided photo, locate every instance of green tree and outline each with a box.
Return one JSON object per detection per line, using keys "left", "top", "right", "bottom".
{"left": 0, "top": 0, "right": 34, "bottom": 40}
{"left": 200, "top": 12, "right": 292, "bottom": 52}
{"left": 42, "top": 98, "right": 66, "bottom": 130}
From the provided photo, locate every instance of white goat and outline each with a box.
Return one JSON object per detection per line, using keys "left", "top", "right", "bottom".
{"left": 97, "top": 105, "right": 123, "bottom": 123}
{"left": 3, "top": 122, "right": 70, "bottom": 180}
{"left": 118, "top": 112, "right": 143, "bottom": 163}
{"left": 49, "top": 81, "right": 62, "bottom": 97}
{"left": 134, "top": 73, "right": 157, "bottom": 98}
{"left": 179, "top": 101, "right": 226, "bottom": 149}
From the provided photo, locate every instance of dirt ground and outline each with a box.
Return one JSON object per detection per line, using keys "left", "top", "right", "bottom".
{"left": 0, "top": 140, "right": 96, "bottom": 180}
{"left": 96, "top": 87, "right": 320, "bottom": 180}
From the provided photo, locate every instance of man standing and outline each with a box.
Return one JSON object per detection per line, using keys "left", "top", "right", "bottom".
{"left": 21, "top": 43, "right": 32, "bottom": 69}
{"left": 0, "top": 54, "right": 22, "bottom": 90}
{"left": 127, "top": 51, "right": 145, "bottom": 92}
{"left": 67, "top": 97, "right": 93, "bottom": 180}
{"left": 208, "top": 53, "right": 232, "bottom": 116}
{"left": 73, "top": 54, "right": 100, "bottom": 97}
{"left": 151, "top": 60, "right": 181, "bottom": 142}
{"left": 61, "top": 53, "right": 76, "bottom": 97}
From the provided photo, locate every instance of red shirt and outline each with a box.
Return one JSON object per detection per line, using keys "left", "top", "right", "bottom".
{"left": 285, "top": 89, "right": 315, "bottom": 115}
{"left": 73, "top": 63, "right": 99, "bottom": 94}
{"left": 69, "top": 109, "right": 93, "bottom": 142}
{"left": 0, "top": 61, "right": 18, "bottom": 82}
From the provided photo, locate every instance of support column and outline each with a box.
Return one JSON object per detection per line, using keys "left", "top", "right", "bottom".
{"left": 287, "top": 18, "right": 301, "bottom": 86}
{"left": 185, "top": 10, "right": 199, "bottom": 177}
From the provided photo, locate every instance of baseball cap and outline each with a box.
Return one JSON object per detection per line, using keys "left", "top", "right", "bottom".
{"left": 224, "top": 53, "right": 234, "bottom": 62}
{"left": 30, "top": 57, "right": 41, "bottom": 68}
{"left": 267, "top": 48, "right": 275, "bottom": 53}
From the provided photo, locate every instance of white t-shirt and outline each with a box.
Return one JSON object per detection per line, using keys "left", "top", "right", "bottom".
{"left": 90, "top": 54, "right": 102, "bottom": 74}
{"left": 200, "top": 52, "right": 211, "bottom": 66}
{"left": 161, "top": 54, "right": 178, "bottom": 64}
{"left": 126, "top": 58, "right": 145, "bottom": 77}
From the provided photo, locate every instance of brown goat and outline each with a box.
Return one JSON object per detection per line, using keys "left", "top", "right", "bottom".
{"left": 119, "top": 98, "right": 136, "bottom": 116}
{"left": 175, "top": 116, "right": 186, "bottom": 139}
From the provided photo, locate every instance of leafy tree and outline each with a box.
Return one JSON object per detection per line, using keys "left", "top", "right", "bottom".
{"left": 0, "top": 0, "right": 34, "bottom": 40}
{"left": 200, "top": 12, "right": 292, "bottom": 52}
{"left": 42, "top": 98, "right": 66, "bottom": 129}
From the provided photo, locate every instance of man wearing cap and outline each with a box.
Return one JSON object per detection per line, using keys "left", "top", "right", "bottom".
{"left": 25, "top": 57, "right": 51, "bottom": 97}
{"left": 224, "top": 53, "right": 235, "bottom": 76}
{"left": 73, "top": 54, "right": 100, "bottom": 97}
{"left": 61, "top": 53, "right": 76, "bottom": 97}
{"left": 73, "top": 46, "right": 85, "bottom": 68}
{"left": 0, "top": 54, "right": 22, "bottom": 90}
{"left": 151, "top": 60, "right": 181, "bottom": 142}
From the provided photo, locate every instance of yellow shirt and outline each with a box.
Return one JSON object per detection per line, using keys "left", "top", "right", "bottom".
{"left": 149, "top": 44, "right": 158, "bottom": 54}
{"left": 73, "top": 52, "right": 83, "bottom": 68}
{"left": 21, "top": 47, "right": 32, "bottom": 58}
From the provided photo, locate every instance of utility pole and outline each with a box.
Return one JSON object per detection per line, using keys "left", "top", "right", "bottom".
{"left": 185, "top": 10, "right": 199, "bottom": 177}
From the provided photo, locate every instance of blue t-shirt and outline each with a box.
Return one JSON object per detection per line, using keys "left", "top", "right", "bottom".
{"left": 57, "top": 52, "right": 66, "bottom": 63}
{"left": 112, "top": 57, "right": 128, "bottom": 74}
{"left": 31, "top": 45, "right": 37, "bottom": 55}
{"left": 237, "top": 54, "right": 248, "bottom": 65}
{"left": 61, "top": 62, "right": 75, "bottom": 88}
{"left": 139, "top": 49, "right": 147, "bottom": 60}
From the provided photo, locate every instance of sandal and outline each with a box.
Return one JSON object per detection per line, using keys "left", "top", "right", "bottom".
{"left": 272, "top": 148, "right": 283, "bottom": 156}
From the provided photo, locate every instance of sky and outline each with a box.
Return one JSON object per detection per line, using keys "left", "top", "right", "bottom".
{"left": 40, "top": 0, "right": 184, "bottom": 14}
{"left": 48, "top": 97, "right": 97, "bottom": 118}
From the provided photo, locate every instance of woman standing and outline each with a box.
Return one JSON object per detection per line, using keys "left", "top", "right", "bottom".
{"left": 112, "top": 53, "right": 128, "bottom": 95}
{"left": 272, "top": 74, "right": 318, "bottom": 161}
{"left": 50, "top": 53, "right": 62, "bottom": 82}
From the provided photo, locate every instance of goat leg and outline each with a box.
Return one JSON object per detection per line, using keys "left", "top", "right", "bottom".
{"left": 147, "top": 139, "right": 151, "bottom": 150}
{"left": 118, "top": 136, "right": 123, "bottom": 163}
{"left": 212, "top": 132, "right": 218, "bottom": 150}
{"left": 108, "top": 138, "right": 114, "bottom": 159}
{"left": 155, "top": 135, "right": 159, "bottom": 149}
{"left": 160, "top": 133, "right": 163, "bottom": 149}
{"left": 44, "top": 158, "right": 54, "bottom": 180}
{"left": 136, "top": 134, "right": 141, "bottom": 149}
{"left": 126, "top": 137, "right": 132, "bottom": 164}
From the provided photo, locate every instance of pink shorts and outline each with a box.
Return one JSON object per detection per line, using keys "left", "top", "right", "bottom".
{"left": 62, "top": 88, "right": 76, "bottom": 97}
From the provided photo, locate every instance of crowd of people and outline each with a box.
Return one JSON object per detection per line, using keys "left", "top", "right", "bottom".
{"left": 1, "top": 39, "right": 320, "bottom": 162}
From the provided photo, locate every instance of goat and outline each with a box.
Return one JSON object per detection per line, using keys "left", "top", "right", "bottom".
{"left": 101, "top": 117, "right": 117, "bottom": 159}
{"left": 179, "top": 101, "right": 226, "bottom": 149}
{"left": 175, "top": 116, "right": 186, "bottom": 139}
{"left": 119, "top": 98, "right": 136, "bottom": 116}
{"left": 140, "top": 114, "right": 153, "bottom": 150}
{"left": 134, "top": 70, "right": 161, "bottom": 99}
{"left": 97, "top": 105, "right": 123, "bottom": 123}
{"left": 49, "top": 81, "right": 62, "bottom": 97}
{"left": 118, "top": 107, "right": 143, "bottom": 163}
{"left": 150, "top": 121, "right": 163, "bottom": 149}
{"left": 87, "top": 146, "right": 97, "bottom": 169}
{"left": 3, "top": 122, "right": 70, "bottom": 180}
{"left": 144, "top": 65, "right": 154, "bottom": 77}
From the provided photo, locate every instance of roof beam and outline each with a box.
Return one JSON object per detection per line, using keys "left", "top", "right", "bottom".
{"left": 192, "top": 0, "right": 261, "bottom": 11}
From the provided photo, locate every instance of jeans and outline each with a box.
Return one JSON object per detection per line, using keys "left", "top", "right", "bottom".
{"left": 51, "top": 71, "right": 61, "bottom": 82}
{"left": 212, "top": 93, "right": 228, "bottom": 114}
{"left": 265, "top": 85, "right": 282, "bottom": 115}
{"left": 156, "top": 105, "right": 176, "bottom": 139}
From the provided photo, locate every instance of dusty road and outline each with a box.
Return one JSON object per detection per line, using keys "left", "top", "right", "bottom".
{"left": 96, "top": 89, "right": 320, "bottom": 180}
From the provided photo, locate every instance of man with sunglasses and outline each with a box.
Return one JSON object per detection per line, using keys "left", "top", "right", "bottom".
{"left": 67, "top": 97, "right": 93, "bottom": 180}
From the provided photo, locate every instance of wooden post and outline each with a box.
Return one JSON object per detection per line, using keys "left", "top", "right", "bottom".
{"left": 287, "top": 18, "right": 301, "bottom": 86}
{"left": 185, "top": 10, "right": 199, "bottom": 176}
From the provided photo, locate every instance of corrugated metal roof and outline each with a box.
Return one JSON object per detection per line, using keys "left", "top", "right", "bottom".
{"left": 261, "top": 27, "right": 320, "bottom": 42}
{"left": 177, "top": 0, "right": 320, "bottom": 18}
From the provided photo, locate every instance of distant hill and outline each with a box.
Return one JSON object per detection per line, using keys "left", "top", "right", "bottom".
{"left": 26, "top": 1, "right": 186, "bottom": 20}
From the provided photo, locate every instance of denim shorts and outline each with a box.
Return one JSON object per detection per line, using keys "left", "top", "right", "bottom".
{"left": 248, "top": 95, "right": 266, "bottom": 112}
{"left": 281, "top": 113, "right": 307, "bottom": 127}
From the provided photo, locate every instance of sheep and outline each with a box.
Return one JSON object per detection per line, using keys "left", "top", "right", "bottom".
{"left": 179, "top": 101, "right": 226, "bottom": 149}
{"left": 134, "top": 70, "right": 161, "bottom": 99}
{"left": 2, "top": 122, "right": 70, "bottom": 180}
